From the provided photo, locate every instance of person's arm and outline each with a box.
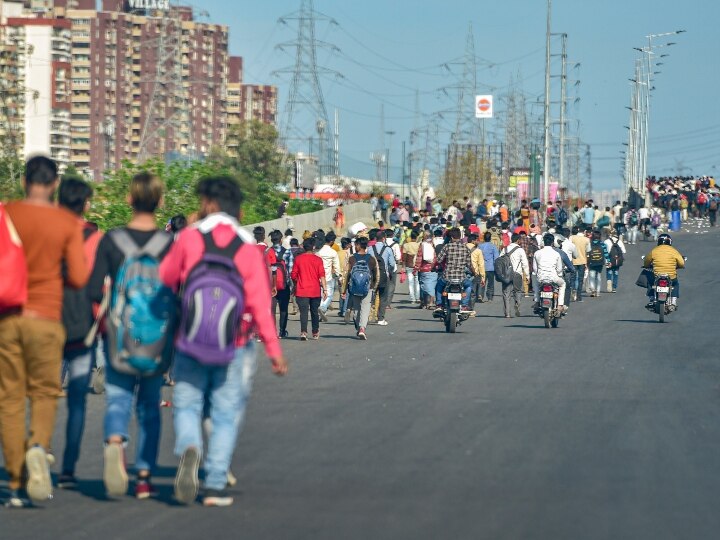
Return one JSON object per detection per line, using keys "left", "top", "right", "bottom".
{"left": 87, "top": 235, "right": 111, "bottom": 302}
{"left": 675, "top": 250, "right": 685, "bottom": 269}
{"left": 332, "top": 251, "right": 341, "bottom": 278}
{"left": 290, "top": 256, "right": 300, "bottom": 283}
{"left": 643, "top": 250, "right": 654, "bottom": 268}
{"left": 159, "top": 233, "right": 185, "bottom": 292}
{"left": 238, "top": 246, "right": 286, "bottom": 375}
{"left": 341, "top": 257, "right": 354, "bottom": 296}
{"left": 64, "top": 223, "right": 89, "bottom": 289}
{"left": 320, "top": 274, "right": 328, "bottom": 301}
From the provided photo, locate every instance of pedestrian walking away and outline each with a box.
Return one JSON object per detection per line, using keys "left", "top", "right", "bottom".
{"left": 159, "top": 176, "right": 287, "bottom": 507}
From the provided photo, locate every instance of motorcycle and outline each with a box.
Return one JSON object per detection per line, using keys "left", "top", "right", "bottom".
{"left": 642, "top": 257, "right": 686, "bottom": 323}
{"left": 535, "top": 281, "right": 562, "bottom": 328}
{"left": 433, "top": 280, "right": 470, "bottom": 333}
{"left": 649, "top": 274, "right": 674, "bottom": 323}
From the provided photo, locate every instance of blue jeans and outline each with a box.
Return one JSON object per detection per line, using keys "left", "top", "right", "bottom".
{"left": 104, "top": 361, "right": 163, "bottom": 473}
{"left": 436, "top": 277, "right": 473, "bottom": 307}
{"left": 320, "top": 277, "right": 336, "bottom": 313}
{"left": 606, "top": 268, "right": 620, "bottom": 290}
{"left": 647, "top": 276, "right": 679, "bottom": 298}
{"left": 419, "top": 271, "right": 438, "bottom": 304}
{"left": 173, "top": 344, "right": 257, "bottom": 491}
{"left": 61, "top": 347, "right": 94, "bottom": 475}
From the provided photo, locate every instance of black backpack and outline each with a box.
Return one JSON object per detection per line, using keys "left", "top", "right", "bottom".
{"left": 609, "top": 240, "right": 624, "bottom": 268}
{"left": 373, "top": 244, "right": 389, "bottom": 288}
{"left": 62, "top": 227, "right": 98, "bottom": 345}
{"left": 588, "top": 243, "right": 605, "bottom": 267}
{"left": 494, "top": 246, "right": 519, "bottom": 285}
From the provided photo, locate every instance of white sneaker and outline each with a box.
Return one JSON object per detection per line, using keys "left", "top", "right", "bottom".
{"left": 377, "top": 320, "right": 389, "bottom": 326}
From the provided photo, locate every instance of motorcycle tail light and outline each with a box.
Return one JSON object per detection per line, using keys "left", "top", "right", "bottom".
{"left": 657, "top": 279, "right": 669, "bottom": 287}
{"left": 542, "top": 284, "right": 553, "bottom": 292}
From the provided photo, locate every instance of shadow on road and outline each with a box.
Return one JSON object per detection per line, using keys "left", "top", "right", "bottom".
{"left": 615, "top": 319, "right": 661, "bottom": 324}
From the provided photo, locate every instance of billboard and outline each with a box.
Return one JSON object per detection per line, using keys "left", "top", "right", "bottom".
{"left": 127, "top": 0, "right": 170, "bottom": 11}
{"left": 509, "top": 167, "right": 529, "bottom": 195}
{"left": 475, "top": 95, "right": 493, "bottom": 119}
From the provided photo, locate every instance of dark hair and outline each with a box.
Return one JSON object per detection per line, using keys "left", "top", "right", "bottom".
{"left": 511, "top": 233, "right": 521, "bottom": 243}
{"left": 284, "top": 228, "right": 293, "bottom": 236}
{"left": 433, "top": 228, "right": 443, "bottom": 237}
{"left": 290, "top": 238, "right": 299, "bottom": 247}
{"left": 376, "top": 229, "right": 386, "bottom": 241}
{"left": 368, "top": 229, "right": 378, "bottom": 241}
{"left": 543, "top": 233, "right": 554, "bottom": 246}
{"left": 253, "top": 226, "right": 266, "bottom": 242}
{"left": 58, "top": 177, "right": 93, "bottom": 216}
{"left": 467, "top": 233, "right": 478, "bottom": 243}
{"left": 269, "top": 229, "right": 283, "bottom": 244}
{"left": 356, "top": 236, "right": 369, "bottom": 250}
{"left": 196, "top": 176, "right": 244, "bottom": 217}
{"left": 410, "top": 231, "right": 419, "bottom": 240}
{"left": 592, "top": 230, "right": 601, "bottom": 240}
{"left": 169, "top": 214, "right": 187, "bottom": 233}
{"left": 302, "top": 238, "right": 315, "bottom": 252}
{"left": 572, "top": 226, "right": 580, "bottom": 235}
{"left": 449, "top": 227, "right": 461, "bottom": 240}
{"left": 341, "top": 237, "right": 351, "bottom": 249}
{"left": 484, "top": 232, "right": 492, "bottom": 242}
{"left": 25, "top": 156, "right": 58, "bottom": 186}
{"left": 325, "top": 231, "right": 337, "bottom": 244}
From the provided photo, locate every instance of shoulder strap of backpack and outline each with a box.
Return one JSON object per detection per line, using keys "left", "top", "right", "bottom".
{"left": 109, "top": 229, "right": 140, "bottom": 259}
{"left": 140, "top": 231, "right": 172, "bottom": 258}
{"left": 203, "top": 231, "right": 243, "bottom": 258}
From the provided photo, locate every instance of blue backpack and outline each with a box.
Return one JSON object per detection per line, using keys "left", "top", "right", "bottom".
{"left": 349, "top": 254, "right": 372, "bottom": 296}
{"left": 106, "top": 230, "right": 176, "bottom": 377}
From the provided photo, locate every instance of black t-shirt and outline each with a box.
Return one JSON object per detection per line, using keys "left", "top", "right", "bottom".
{"left": 88, "top": 227, "right": 172, "bottom": 302}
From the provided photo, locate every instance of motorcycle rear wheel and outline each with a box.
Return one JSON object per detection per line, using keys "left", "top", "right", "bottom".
{"left": 544, "top": 309, "right": 551, "bottom": 328}
{"left": 446, "top": 312, "right": 457, "bottom": 333}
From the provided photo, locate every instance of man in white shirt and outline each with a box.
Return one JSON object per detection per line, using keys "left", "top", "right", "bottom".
{"left": 500, "top": 234, "right": 529, "bottom": 318}
{"left": 533, "top": 233, "right": 567, "bottom": 311}
{"left": 385, "top": 233, "right": 402, "bottom": 304}
{"left": 317, "top": 231, "right": 341, "bottom": 321}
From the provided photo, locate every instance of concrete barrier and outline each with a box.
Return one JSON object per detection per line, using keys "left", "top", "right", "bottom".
{"left": 243, "top": 202, "right": 374, "bottom": 237}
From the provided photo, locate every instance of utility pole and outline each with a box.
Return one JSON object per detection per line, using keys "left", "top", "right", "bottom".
{"left": 401, "top": 140, "right": 406, "bottom": 199}
{"left": 386, "top": 130, "right": 395, "bottom": 191}
{"left": 332, "top": 108, "right": 340, "bottom": 184}
{"left": 558, "top": 33, "right": 567, "bottom": 191}
{"left": 542, "top": 0, "right": 552, "bottom": 203}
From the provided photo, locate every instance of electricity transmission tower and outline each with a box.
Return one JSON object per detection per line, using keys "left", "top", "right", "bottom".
{"left": 501, "top": 73, "right": 530, "bottom": 191}
{"left": 451, "top": 24, "right": 480, "bottom": 147}
{"left": 138, "top": 12, "right": 185, "bottom": 161}
{"left": 275, "top": 0, "right": 340, "bottom": 181}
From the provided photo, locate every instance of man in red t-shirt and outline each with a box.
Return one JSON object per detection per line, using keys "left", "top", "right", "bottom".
{"left": 290, "top": 238, "right": 327, "bottom": 340}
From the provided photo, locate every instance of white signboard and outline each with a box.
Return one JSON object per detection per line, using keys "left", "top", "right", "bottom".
{"left": 475, "top": 95, "right": 493, "bottom": 119}
{"left": 128, "top": 0, "right": 170, "bottom": 10}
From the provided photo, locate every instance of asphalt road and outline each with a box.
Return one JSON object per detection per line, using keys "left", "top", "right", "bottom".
{"left": 3, "top": 220, "right": 720, "bottom": 540}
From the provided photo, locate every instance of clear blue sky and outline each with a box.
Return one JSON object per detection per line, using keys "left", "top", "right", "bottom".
{"left": 203, "top": 0, "right": 719, "bottom": 190}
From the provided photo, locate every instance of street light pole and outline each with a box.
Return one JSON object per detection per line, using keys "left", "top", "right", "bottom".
{"left": 542, "top": 0, "right": 552, "bottom": 204}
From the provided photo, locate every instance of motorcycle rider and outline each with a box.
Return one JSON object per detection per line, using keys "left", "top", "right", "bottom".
{"left": 434, "top": 227, "right": 473, "bottom": 315}
{"left": 533, "top": 233, "right": 568, "bottom": 313}
{"left": 643, "top": 233, "right": 685, "bottom": 310}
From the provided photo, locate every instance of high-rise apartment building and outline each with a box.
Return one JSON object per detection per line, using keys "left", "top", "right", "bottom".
{"left": 0, "top": 0, "right": 278, "bottom": 179}
{"left": 0, "top": 10, "right": 72, "bottom": 169}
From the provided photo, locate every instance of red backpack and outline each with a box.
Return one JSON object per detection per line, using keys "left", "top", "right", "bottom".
{"left": 0, "top": 203, "right": 27, "bottom": 311}
{"left": 265, "top": 246, "right": 289, "bottom": 291}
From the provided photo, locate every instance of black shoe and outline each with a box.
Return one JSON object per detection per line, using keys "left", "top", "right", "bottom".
{"left": 57, "top": 473, "right": 78, "bottom": 489}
